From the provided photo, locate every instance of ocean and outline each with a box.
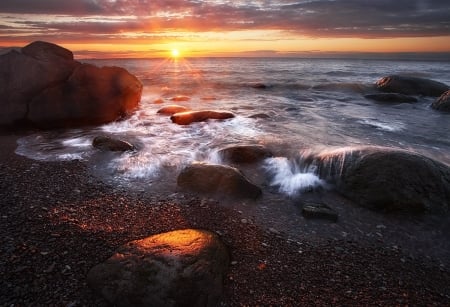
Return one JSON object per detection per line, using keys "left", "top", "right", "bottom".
{"left": 15, "top": 57, "right": 450, "bottom": 262}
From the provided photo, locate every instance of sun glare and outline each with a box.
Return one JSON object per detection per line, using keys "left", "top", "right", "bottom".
{"left": 171, "top": 49, "right": 180, "bottom": 58}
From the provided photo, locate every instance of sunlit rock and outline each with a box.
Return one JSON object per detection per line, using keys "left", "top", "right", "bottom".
{"left": 92, "top": 136, "right": 135, "bottom": 152}
{"left": 171, "top": 110, "right": 235, "bottom": 125}
{"left": 376, "top": 75, "right": 448, "bottom": 97}
{"left": 153, "top": 97, "right": 164, "bottom": 104}
{"left": 29, "top": 63, "right": 142, "bottom": 128}
{"left": 0, "top": 41, "right": 142, "bottom": 128}
{"left": 432, "top": 90, "right": 450, "bottom": 112}
{"left": 87, "top": 229, "right": 229, "bottom": 307}
{"left": 218, "top": 144, "right": 273, "bottom": 164}
{"left": 177, "top": 163, "right": 262, "bottom": 199}
{"left": 157, "top": 104, "right": 190, "bottom": 115}
{"left": 364, "top": 93, "right": 418, "bottom": 103}
{"left": 311, "top": 146, "right": 450, "bottom": 213}
{"left": 170, "top": 95, "right": 191, "bottom": 102}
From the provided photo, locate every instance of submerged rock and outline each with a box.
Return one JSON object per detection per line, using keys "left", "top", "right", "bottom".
{"left": 177, "top": 163, "right": 262, "bottom": 199}
{"left": 92, "top": 136, "right": 135, "bottom": 152}
{"left": 87, "top": 229, "right": 229, "bottom": 307}
{"left": 170, "top": 95, "right": 191, "bottom": 102}
{"left": 364, "top": 93, "right": 418, "bottom": 103}
{"left": 171, "top": 110, "right": 235, "bottom": 125}
{"left": 248, "top": 113, "right": 270, "bottom": 119}
{"left": 218, "top": 145, "right": 273, "bottom": 164}
{"left": 157, "top": 104, "right": 190, "bottom": 115}
{"left": 302, "top": 203, "right": 338, "bottom": 222}
{"left": 313, "top": 146, "right": 450, "bottom": 213}
{"left": 432, "top": 90, "right": 450, "bottom": 112}
{"left": 0, "top": 41, "right": 142, "bottom": 128}
{"left": 376, "top": 75, "right": 448, "bottom": 97}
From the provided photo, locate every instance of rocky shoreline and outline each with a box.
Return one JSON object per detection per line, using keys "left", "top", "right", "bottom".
{"left": 1, "top": 132, "right": 449, "bottom": 306}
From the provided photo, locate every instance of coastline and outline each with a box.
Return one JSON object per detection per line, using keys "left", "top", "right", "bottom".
{"left": 1, "top": 132, "right": 449, "bottom": 306}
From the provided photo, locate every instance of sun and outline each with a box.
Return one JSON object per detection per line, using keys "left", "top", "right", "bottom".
{"left": 171, "top": 49, "right": 180, "bottom": 58}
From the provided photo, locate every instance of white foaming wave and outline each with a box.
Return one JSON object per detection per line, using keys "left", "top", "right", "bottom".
{"left": 264, "top": 157, "right": 324, "bottom": 196}
{"left": 359, "top": 119, "right": 404, "bottom": 132}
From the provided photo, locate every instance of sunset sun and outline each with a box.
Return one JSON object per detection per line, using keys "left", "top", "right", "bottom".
{"left": 171, "top": 49, "right": 180, "bottom": 58}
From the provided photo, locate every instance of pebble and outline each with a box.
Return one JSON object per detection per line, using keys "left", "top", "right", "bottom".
{"left": 241, "top": 219, "right": 248, "bottom": 224}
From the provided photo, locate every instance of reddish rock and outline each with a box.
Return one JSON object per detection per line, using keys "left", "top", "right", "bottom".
{"left": 157, "top": 105, "right": 190, "bottom": 115}
{"left": 171, "top": 110, "right": 235, "bottom": 125}
{"left": 171, "top": 95, "right": 191, "bottom": 102}
{"left": 432, "top": 90, "right": 450, "bottom": 112}
{"left": 87, "top": 229, "right": 229, "bottom": 307}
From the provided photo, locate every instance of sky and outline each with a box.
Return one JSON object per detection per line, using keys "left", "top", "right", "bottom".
{"left": 0, "top": 0, "right": 449, "bottom": 58}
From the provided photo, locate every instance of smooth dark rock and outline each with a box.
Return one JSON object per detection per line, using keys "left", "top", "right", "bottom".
{"left": 376, "top": 75, "right": 448, "bottom": 97}
{"left": 302, "top": 203, "right": 338, "bottom": 222}
{"left": 248, "top": 113, "right": 270, "bottom": 119}
{"left": 432, "top": 90, "right": 450, "bottom": 112}
{"left": 171, "top": 110, "right": 235, "bottom": 125}
{"left": 0, "top": 41, "right": 142, "bottom": 128}
{"left": 157, "top": 105, "right": 190, "bottom": 115}
{"left": 177, "top": 163, "right": 262, "bottom": 199}
{"left": 218, "top": 145, "right": 272, "bottom": 164}
{"left": 28, "top": 64, "right": 142, "bottom": 128}
{"left": 312, "top": 146, "right": 450, "bottom": 213}
{"left": 87, "top": 229, "right": 229, "bottom": 307}
{"left": 92, "top": 136, "right": 135, "bottom": 152}
{"left": 250, "top": 83, "right": 268, "bottom": 89}
{"left": 364, "top": 93, "right": 418, "bottom": 103}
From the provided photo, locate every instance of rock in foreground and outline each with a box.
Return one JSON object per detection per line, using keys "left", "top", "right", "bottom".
{"left": 178, "top": 163, "right": 262, "bottom": 199}
{"left": 0, "top": 41, "right": 142, "bottom": 128}
{"left": 171, "top": 110, "right": 235, "bottom": 125}
{"left": 218, "top": 145, "right": 273, "bottom": 164}
{"left": 432, "top": 90, "right": 450, "bottom": 112}
{"left": 92, "top": 135, "right": 135, "bottom": 152}
{"left": 376, "top": 75, "right": 448, "bottom": 97}
{"left": 314, "top": 146, "right": 450, "bottom": 213}
{"left": 87, "top": 229, "right": 229, "bottom": 307}
{"left": 364, "top": 93, "right": 418, "bottom": 103}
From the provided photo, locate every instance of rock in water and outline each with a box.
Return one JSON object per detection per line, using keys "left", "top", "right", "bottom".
{"left": 302, "top": 203, "right": 338, "bottom": 222}
{"left": 157, "top": 105, "right": 190, "bottom": 115}
{"left": 313, "top": 146, "right": 450, "bottom": 213}
{"left": 0, "top": 41, "right": 142, "bottom": 128}
{"left": 364, "top": 93, "right": 418, "bottom": 103}
{"left": 92, "top": 136, "right": 135, "bottom": 152}
{"left": 432, "top": 90, "right": 450, "bottom": 112}
{"left": 376, "top": 75, "right": 448, "bottom": 97}
{"left": 171, "top": 110, "right": 235, "bottom": 125}
{"left": 87, "top": 229, "right": 229, "bottom": 307}
{"left": 218, "top": 145, "right": 273, "bottom": 164}
{"left": 177, "top": 163, "right": 262, "bottom": 199}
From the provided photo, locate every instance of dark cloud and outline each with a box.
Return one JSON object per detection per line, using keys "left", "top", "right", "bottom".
{"left": 0, "top": 0, "right": 449, "bottom": 39}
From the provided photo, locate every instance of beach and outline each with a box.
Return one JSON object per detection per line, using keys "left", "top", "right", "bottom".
{"left": 1, "top": 132, "right": 449, "bottom": 306}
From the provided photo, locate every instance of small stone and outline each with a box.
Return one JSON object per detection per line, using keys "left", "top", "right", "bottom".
{"left": 268, "top": 227, "right": 280, "bottom": 235}
{"left": 241, "top": 219, "right": 248, "bottom": 224}
{"left": 302, "top": 203, "right": 338, "bottom": 222}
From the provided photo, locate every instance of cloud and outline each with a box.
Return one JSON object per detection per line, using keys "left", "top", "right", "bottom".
{"left": 0, "top": 0, "right": 449, "bottom": 43}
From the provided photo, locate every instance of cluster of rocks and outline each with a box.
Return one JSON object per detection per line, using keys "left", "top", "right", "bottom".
{"left": 364, "top": 74, "right": 449, "bottom": 111}
{"left": 0, "top": 41, "right": 143, "bottom": 128}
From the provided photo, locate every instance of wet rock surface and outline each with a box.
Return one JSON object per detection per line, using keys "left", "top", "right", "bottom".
{"left": 157, "top": 104, "right": 191, "bottom": 115}
{"left": 92, "top": 136, "right": 135, "bottom": 152}
{"left": 375, "top": 75, "right": 448, "bottom": 97}
{"left": 432, "top": 90, "right": 450, "bottom": 112}
{"left": 218, "top": 145, "right": 273, "bottom": 164}
{"left": 171, "top": 110, "right": 235, "bottom": 125}
{"left": 177, "top": 163, "right": 262, "bottom": 199}
{"left": 87, "top": 229, "right": 229, "bottom": 307}
{"left": 302, "top": 202, "right": 338, "bottom": 222}
{"left": 364, "top": 93, "right": 418, "bottom": 103}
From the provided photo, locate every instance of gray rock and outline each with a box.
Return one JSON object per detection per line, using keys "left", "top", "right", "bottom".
{"left": 302, "top": 203, "right": 338, "bottom": 222}
{"left": 364, "top": 93, "right": 418, "bottom": 103}
{"left": 177, "top": 163, "right": 262, "bottom": 199}
{"left": 92, "top": 136, "right": 135, "bottom": 152}
{"left": 432, "top": 90, "right": 450, "bottom": 112}
{"left": 312, "top": 146, "right": 450, "bottom": 213}
{"left": 87, "top": 229, "right": 229, "bottom": 307}
{"left": 218, "top": 145, "right": 273, "bottom": 164}
{"left": 376, "top": 75, "right": 448, "bottom": 97}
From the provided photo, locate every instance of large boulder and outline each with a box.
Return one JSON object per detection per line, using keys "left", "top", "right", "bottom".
{"left": 364, "top": 93, "right": 418, "bottom": 103}
{"left": 87, "top": 229, "right": 229, "bottom": 307}
{"left": 432, "top": 90, "right": 450, "bottom": 112}
{"left": 171, "top": 110, "right": 235, "bottom": 125}
{"left": 376, "top": 75, "right": 448, "bottom": 97}
{"left": 218, "top": 145, "right": 273, "bottom": 164}
{"left": 177, "top": 163, "right": 262, "bottom": 199}
{"left": 0, "top": 41, "right": 142, "bottom": 128}
{"left": 310, "top": 146, "right": 450, "bottom": 213}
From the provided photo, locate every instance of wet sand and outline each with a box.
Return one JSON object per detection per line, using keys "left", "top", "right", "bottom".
{"left": 1, "top": 132, "right": 449, "bottom": 306}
